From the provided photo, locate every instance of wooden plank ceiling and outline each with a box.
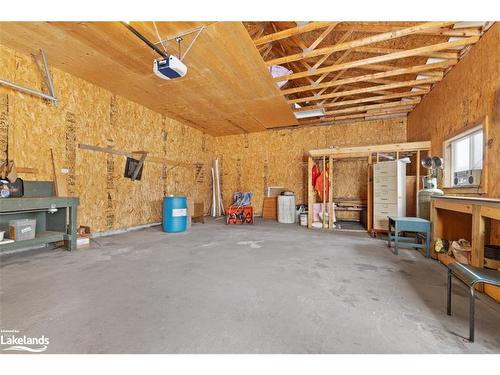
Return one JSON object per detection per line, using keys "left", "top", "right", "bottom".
{"left": 244, "top": 21, "right": 492, "bottom": 127}
{"left": 0, "top": 22, "right": 298, "bottom": 136}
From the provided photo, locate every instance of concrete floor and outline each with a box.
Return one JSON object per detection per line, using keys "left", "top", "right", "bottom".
{"left": 1, "top": 219, "right": 499, "bottom": 353}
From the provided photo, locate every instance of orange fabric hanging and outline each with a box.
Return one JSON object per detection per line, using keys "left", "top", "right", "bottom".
{"left": 311, "top": 164, "right": 320, "bottom": 187}
{"left": 314, "top": 170, "right": 330, "bottom": 202}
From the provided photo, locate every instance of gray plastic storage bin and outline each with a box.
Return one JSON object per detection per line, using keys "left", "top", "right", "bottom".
{"left": 9, "top": 219, "right": 37, "bottom": 241}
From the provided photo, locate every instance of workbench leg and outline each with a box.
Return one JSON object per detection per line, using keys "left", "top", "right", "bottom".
{"left": 469, "top": 286, "right": 475, "bottom": 342}
{"left": 425, "top": 228, "right": 431, "bottom": 258}
{"left": 447, "top": 269, "right": 452, "bottom": 316}
{"left": 67, "top": 205, "right": 77, "bottom": 251}
{"left": 394, "top": 222, "right": 399, "bottom": 256}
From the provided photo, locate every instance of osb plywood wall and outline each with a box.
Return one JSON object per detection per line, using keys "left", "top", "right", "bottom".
{"left": 213, "top": 118, "right": 407, "bottom": 214}
{"left": 407, "top": 23, "right": 500, "bottom": 198}
{"left": 407, "top": 23, "right": 500, "bottom": 248}
{"left": 0, "top": 44, "right": 213, "bottom": 232}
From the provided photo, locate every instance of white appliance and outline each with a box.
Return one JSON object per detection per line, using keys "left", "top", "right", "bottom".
{"left": 373, "top": 160, "right": 406, "bottom": 231}
{"left": 153, "top": 56, "right": 188, "bottom": 80}
{"left": 453, "top": 169, "right": 481, "bottom": 186}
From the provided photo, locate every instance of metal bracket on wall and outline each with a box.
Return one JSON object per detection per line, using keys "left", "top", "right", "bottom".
{"left": 0, "top": 49, "right": 58, "bottom": 104}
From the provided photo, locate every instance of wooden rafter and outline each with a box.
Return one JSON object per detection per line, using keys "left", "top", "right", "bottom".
{"left": 307, "top": 24, "right": 337, "bottom": 50}
{"left": 321, "top": 107, "right": 412, "bottom": 121}
{"left": 311, "top": 31, "right": 353, "bottom": 70}
{"left": 282, "top": 60, "right": 453, "bottom": 95}
{"left": 276, "top": 36, "right": 479, "bottom": 82}
{"left": 254, "top": 22, "right": 335, "bottom": 46}
{"left": 295, "top": 90, "right": 429, "bottom": 112}
{"left": 289, "top": 77, "right": 441, "bottom": 104}
{"left": 265, "top": 22, "right": 456, "bottom": 66}
{"left": 246, "top": 21, "right": 486, "bottom": 127}
{"left": 324, "top": 98, "right": 421, "bottom": 116}
{"left": 353, "top": 46, "right": 459, "bottom": 60}
{"left": 332, "top": 24, "right": 482, "bottom": 37}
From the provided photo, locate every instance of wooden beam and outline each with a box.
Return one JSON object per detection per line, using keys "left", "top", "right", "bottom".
{"left": 324, "top": 108, "right": 412, "bottom": 121}
{"left": 289, "top": 77, "right": 441, "bottom": 104}
{"left": 266, "top": 22, "right": 456, "bottom": 66}
{"left": 78, "top": 143, "right": 194, "bottom": 167}
{"left": 254, "top": 22, "right": 335, "bottom": 46}
{"left": 282, "top": 60, "right": 453, "bottom": 95}
{"left": 17, "top": 167, "right": 39, "bottom": 174}
{"left": 308, "top": 141, "right": 431, "bottom": 157}
{"left": 353, "top": 46, "right": 459, "bottom": 60}
{"left": 276, "top": 36, "right": 479, "bottom": 82}
{"left": 308, "top": 24, "right": 336, "bottom": 50}
{"left": 311, "top": 31, "right": 353, "bottom": 70}
{"left": 324, "top": 98, "right": 420, "bottom": 115}
{"left": 333, "top": 24, "right": 482, "bottom": 37}
{"left": 294, "top": 90, "right": 429, "bottom": 112}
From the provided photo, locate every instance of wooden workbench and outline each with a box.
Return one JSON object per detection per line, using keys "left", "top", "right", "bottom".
{"left": 431, "top": 196, "right": 500, "bottom": 302}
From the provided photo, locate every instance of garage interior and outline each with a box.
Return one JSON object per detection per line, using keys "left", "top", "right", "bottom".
{"left": 0, "top": 20, "right": 499, "bottom": 354}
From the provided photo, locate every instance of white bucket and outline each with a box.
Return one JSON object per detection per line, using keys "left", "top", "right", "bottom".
{"left": 299, "top": 213, "right": 308, "bottom": 226}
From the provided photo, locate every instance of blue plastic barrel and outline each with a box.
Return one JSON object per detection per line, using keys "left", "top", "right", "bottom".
{"left": 163, "top": 196, "right": 188, "bottom": 233}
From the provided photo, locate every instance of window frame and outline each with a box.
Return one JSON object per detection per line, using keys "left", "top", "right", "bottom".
{"left": 442, "top": 116, "right": 489, "bottom": 194}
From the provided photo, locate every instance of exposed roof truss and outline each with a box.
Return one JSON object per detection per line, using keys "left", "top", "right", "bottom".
{"left": 244, "top": 21, "right": 493, "bottom": 127}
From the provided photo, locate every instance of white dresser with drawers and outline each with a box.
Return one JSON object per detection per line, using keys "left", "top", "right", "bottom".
{"left": 373, "top": 160, "right": 406, "bottom": 231}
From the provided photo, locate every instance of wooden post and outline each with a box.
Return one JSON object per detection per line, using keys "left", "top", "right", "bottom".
{"left": 416, "top": 150, "right": 421, "bottom": 215}
{"left": 430, "top": 199, "right": 440, "bottom": 259}
{"left": 471, "top": 205, "right": 485, "bottom": 291}
{"left": 307, "top": 156, "right": 313, "bottom": 228}
{"left": 322, "top": 156, "right": 326, "bottom": 229}
{"left": 367, "top": 154, "right": 373, "bottom": 232}
{"left": 328, "top": 156, "right": 333, "bottom": 229}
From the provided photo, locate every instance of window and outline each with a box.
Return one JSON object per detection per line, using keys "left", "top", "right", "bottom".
{"left": 443, "top": 125, "right": 484, "bottom": 187}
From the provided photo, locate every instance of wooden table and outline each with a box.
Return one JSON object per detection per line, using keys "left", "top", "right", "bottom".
{"left": 431, "top": 196, "right": 500, "bottom": 302}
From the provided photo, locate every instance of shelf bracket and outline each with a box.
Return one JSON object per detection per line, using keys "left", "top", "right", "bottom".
{"left": 0, "top": 49, "right": 58, "bottom": 105}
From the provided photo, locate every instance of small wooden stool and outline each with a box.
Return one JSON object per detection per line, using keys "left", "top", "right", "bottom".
{"left": 387, "top": 216, "right": 431, "bottom": 258}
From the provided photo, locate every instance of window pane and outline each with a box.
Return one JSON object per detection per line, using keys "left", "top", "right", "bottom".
{"left": 453, "top": 137, "right": 470, "bottom": 172}
{"left": 471, "top": 131, "right": 483, "bottom": 169}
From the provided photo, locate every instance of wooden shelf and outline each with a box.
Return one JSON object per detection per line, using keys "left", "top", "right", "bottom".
{"left": 431, "top": 196, "right": 500, "bottom": 302}
{"left": 0, "top": 231, "right": 65, "bottom": 252}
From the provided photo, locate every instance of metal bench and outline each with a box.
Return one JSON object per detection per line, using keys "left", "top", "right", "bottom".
{"left": 447, "top": 262, "right": 500, "bottom": 342}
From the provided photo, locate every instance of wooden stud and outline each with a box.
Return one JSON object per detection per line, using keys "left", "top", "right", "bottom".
{"left": 367, "top": 154, "right": 373, "bottom": 232}
{"left": 307, "top": 155, "right": 313, "bottom": 228}
{"left": 416, "top": 150, "right": 421, "bottom": 215}
{"left": 471, "top": 205, "right": 486, "bottom": 292}
{"left": 328, "top": 155, "right": 333, "bottom": 229}
{"left": 322, "top": 155, "right": 326, "bottom": 229}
